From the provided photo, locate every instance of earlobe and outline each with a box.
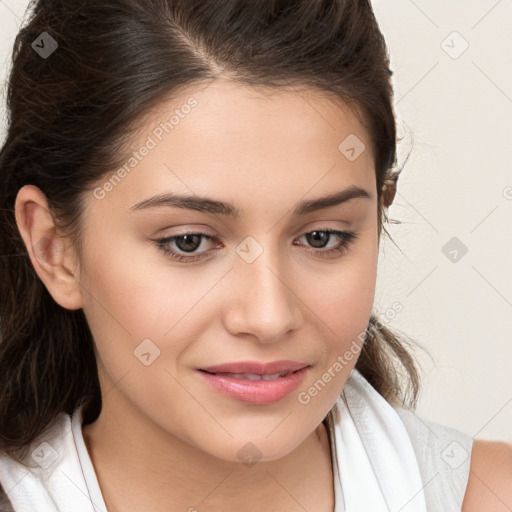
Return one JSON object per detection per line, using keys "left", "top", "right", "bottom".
{"left": 14, "top": 184, "right": 83, "bottom": 310}
{"left": 381, "top": 178, "right": 397, "bottom": 208}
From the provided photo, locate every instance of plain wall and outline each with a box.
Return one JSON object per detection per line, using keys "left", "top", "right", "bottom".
{"left": 1, "top": 0, "right": 511, "bottom": 443}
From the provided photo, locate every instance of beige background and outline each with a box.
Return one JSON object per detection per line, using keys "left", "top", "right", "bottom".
{"left": 1, "top": 0, "right": 511, "bottom": 443}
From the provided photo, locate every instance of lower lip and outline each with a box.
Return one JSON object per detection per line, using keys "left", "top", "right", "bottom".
{"left": 197, "top": 367, "right": 310, "bottom": 405}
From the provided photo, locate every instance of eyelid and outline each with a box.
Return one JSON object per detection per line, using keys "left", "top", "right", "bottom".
{"left": 156, "top": 225, "right": 217, "bottom": 237}
{"left": 154, "top": 221, "right": 355, "bottom": 245}
{"left": 156, "top": 220, "right": 353, "bottom": 238}
{"left": 294, "top": 218, "right": 355, "bottom": 235}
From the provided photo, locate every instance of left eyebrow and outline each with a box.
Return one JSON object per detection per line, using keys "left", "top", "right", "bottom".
{"left": 129, "top": 185, "right": 371, "bottom": 217}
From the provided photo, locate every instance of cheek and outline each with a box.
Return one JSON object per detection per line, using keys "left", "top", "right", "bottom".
{"left": 308, "top": 230, "right": 378, "bottom": 340}
{"left": 79, "top": 217, "right": 377, "bottom": 385}
{"left": 77, "top": 230, "right": 187, "bottom": 374}
{"left": 298, "top": 241, "right": 378, "bottom": 410}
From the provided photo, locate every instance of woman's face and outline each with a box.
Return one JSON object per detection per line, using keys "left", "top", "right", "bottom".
{"left": 76, "top": 79, "right": 380, "bottom": 462}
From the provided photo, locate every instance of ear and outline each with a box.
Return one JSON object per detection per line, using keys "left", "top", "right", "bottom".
{"left": 381, "top": 177, "right": 397, "bottom": 208}
{"left": 14, "top": 184, "right": 84, "bottom": 310}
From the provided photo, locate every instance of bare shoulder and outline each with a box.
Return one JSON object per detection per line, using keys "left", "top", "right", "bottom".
{"left": 462, "top": 439, "right": 512, "bottom": 511}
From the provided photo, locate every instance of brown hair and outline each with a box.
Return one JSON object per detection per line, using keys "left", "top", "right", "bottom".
{"left": 0, "top": 0, "right": 423, "bottom": 465}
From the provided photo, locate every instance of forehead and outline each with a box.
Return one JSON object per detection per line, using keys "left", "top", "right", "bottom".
{"left": 146, "top": 79, "right": 372, "bottom": 155}
{"left": 92, "top": 79, "right": 376, "bottom": 213}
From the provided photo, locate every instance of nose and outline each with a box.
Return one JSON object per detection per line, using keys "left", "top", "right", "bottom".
{"left": 223, "top": 244, "right": 303, "bottom": 344}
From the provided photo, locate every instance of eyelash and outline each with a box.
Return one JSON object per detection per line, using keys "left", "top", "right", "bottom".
{"left": 153, "top": 228, "right": 358, "bottom": 263}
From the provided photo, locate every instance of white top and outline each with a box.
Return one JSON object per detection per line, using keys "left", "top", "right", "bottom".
{"left": 0, "top": 369, "right": 473, "bottom": 511}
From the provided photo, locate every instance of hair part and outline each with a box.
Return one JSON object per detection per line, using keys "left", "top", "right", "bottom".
{"left": 0, "top": 0, "right": 422, "bottom": 466}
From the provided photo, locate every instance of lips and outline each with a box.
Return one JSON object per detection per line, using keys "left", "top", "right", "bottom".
{"left": 210, "top": 371, "right": 291, "bottom": 381}
{"left": 199, "top": 360, "right": 309, "bottom": 376}
{"left": 197, "top": 360, "right": 311, "bottom": 405}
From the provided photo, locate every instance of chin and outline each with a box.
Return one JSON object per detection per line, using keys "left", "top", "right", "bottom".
{"left": 198, "top": 431, "right": 305, "bottom": 465}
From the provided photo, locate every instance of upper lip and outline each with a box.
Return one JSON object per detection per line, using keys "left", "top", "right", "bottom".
{"left": 199, "top": 360, "right": 309, "bottom": 375}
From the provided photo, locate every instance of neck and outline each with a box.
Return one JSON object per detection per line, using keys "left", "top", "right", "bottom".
{"left": 82, "top": 394, "right": 335, "bottom": 512}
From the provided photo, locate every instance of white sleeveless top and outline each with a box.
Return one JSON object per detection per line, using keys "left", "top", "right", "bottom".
{"left": 0, "top": 370, "right": 473, "bottom": 511}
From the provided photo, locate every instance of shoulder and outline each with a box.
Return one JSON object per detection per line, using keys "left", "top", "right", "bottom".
{"left": 393, "top": 406, "right": 474, "bottom": 511}
{"left": 462, "top": 439, "right": 512, "bottom": 511}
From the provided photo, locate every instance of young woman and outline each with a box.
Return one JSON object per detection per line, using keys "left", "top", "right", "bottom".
{"left": 0, "top": 1, "right": 511, "bottom": 511}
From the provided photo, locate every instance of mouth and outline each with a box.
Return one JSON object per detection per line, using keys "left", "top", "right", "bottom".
{"left": 199, "top": 368, "right": 301, "bottom": 380}
{"left": 197, "top": 364, "right": 311, "bottom": 405}
{"left": 199, "top": 360, "right": 309, "bottom": 376}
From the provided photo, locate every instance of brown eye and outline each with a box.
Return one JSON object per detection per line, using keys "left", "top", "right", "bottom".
{"left": 153, "top": 228, "right": 358, "bottom": 263}
{"left": 295, "top": 229, "right": 358, "bottom": 259}
{"left": 154, "top": 232, "right": 215, "bottom": 262}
